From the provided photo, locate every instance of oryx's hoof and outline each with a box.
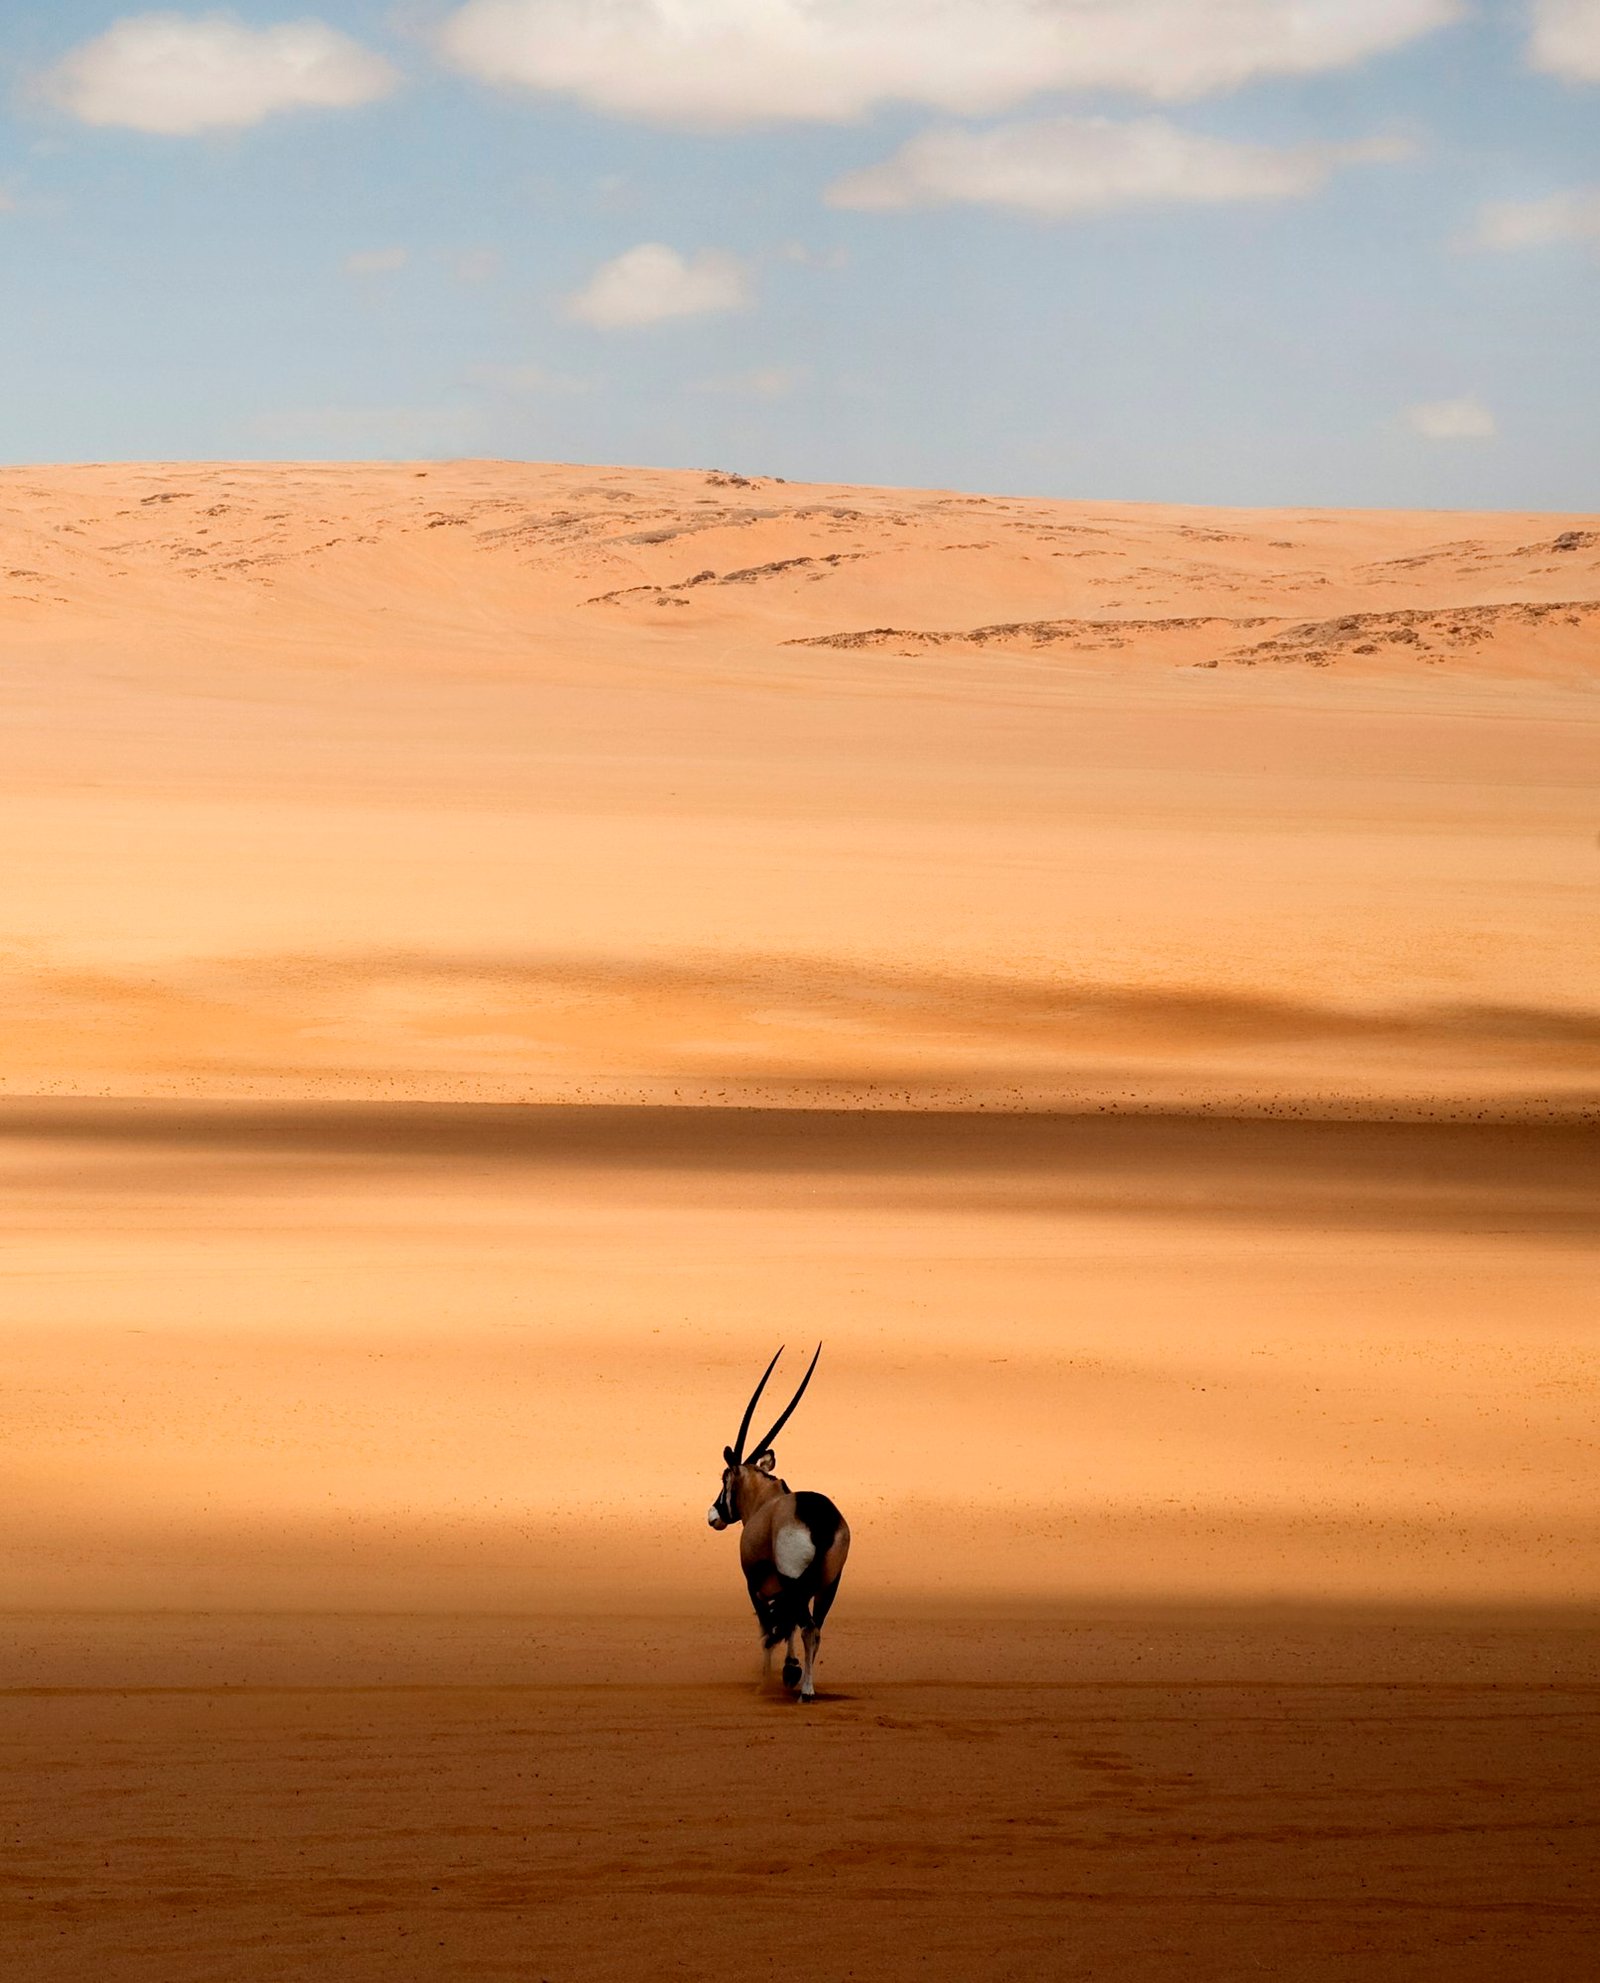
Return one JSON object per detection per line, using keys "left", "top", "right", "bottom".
{"left": 782, "top": 1657, "right": 802, "bottom": 1691}
{"left": 798, "top": 1689, "right": 815, "bottom": 1705}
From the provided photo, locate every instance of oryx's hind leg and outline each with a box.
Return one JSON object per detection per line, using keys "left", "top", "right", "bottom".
{"left": 798, "top": 1624, "right": 820, "bottom": 1700}
{"left": 797, "top": 1574, "right": 842, "bottom": 1702}
{"left": 750, "top": 1577, "right": 802, "bottom": 1689}
{"left": 789, "top": 1492, "right": 849, "bottom": 1702}
{"left": 750, "top": 1580, "right": 781, "bottom": 1688}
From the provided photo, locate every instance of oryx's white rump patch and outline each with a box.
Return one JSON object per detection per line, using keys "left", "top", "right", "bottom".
{"left": 774, "top": 1525, "right": 816, "bottom": 1579}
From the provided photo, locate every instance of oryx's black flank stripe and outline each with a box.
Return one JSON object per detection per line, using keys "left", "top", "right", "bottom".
{"left": 792, "top": 1491, "right": 845, "bottom": 1564}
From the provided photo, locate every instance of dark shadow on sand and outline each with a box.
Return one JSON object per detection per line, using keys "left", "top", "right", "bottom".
{"left": 1, "top": 1098, "right": 1596, "bottom": 1235}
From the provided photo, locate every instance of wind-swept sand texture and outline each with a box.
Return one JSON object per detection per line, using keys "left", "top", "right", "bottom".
{"left": 3, "top": 1612, "right": 1596, "bottom": 1982}
{"left": 2, "top": 463, "right": 1597, "bottom": 1978}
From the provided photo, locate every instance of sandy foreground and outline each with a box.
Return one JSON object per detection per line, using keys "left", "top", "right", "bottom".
{"left": 3, "top": 1611, "right": 1596, "bottom": 1982}
{"left": 1, "top": 461, "right": 1597, "bottom": 1976}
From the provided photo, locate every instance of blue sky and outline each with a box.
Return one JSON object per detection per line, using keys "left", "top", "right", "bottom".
{"left": 2, "top": 2, "right": 1597, "bottom": 506}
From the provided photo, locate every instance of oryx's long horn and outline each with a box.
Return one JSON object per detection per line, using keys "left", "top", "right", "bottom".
{"left": 745, "top": 1343, "right": 822, "bottom": 1463}
{"left": 730, "top": 1345, "right": 785, "bottom": 1464}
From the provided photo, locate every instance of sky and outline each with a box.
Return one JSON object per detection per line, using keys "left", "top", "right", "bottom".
{"left": 1, "top": 1, "right": 1597, "bottom": 508}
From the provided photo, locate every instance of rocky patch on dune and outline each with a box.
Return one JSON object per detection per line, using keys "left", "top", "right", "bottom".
{"left": 789, "top": 598, "right": 1600, "bottom": 670}
{"left": 585, "top": 552, "right": 868, "bottom": 606}
{"left": 1358, "top": 528, "right": 1600, "bottom": 583}
{"left": 787, "top": 612, "right": 1274, "bottom": 652}
{"left": 1357, "top": 539, "right": 1490, "bottom": 575}
{"left": 1227, "top": 599, "right": 1600, "bottom": 667}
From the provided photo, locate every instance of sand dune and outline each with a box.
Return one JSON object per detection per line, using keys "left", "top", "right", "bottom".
{"left": 1, "top": 458, "right": 1596, "bottom": 1617}
{"left": 3, "top": 461, "right": 1597, "bottom": 1110}
{"left": 4, "top": 460, "right": 1597, "bottom": 1977}
{"left": 5, "top": 461, "right": 1596, "bottom": 644}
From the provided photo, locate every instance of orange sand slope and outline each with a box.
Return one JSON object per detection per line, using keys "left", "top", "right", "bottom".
{"left": 4, "top": 1102, "right": 1595, "bottom": 1610}
{"left": 1, "top": 462, "right": 1596, "bottom": 1618}
{"left": 2, "top": 460, "right": 1596, "bottom": 1110}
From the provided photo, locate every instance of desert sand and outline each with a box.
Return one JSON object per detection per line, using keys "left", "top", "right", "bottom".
{"left": 4, "top": 1611, "right": 1596, "bottom": 1982}
{"left": 2, "top": 461, "right": 1596, "bottom": 1977}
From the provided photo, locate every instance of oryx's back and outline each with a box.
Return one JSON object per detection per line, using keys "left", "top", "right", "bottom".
{"left": 772, "top": 1490, "right": 848, "bottom": 1581}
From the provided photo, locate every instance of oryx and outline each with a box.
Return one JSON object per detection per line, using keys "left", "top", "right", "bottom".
{"left": 707, "top": 1344, "right": 849, "bottom": 1702}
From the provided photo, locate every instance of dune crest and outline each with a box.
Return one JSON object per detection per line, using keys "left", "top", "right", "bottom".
{"left": 2, "top": 460, "right": 1596, "bottom": 1111}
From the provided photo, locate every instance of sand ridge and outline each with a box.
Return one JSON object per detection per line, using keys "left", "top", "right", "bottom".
{"left": 2, "top": 460, "right": 1596, "bottom": 1111}
{"left": 4, "top": 461, "right": 1598, "bottom": 665}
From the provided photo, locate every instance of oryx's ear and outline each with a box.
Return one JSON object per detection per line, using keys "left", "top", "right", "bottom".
{"left": 723, "top": 1446, "right": 736, "bottom": 1466}
{"left": 753, "top": 1451, "right": 777, "bottom": 1474}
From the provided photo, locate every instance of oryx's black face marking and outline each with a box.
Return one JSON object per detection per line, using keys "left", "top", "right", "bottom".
{"left": 707, "top": 1449, "right": 775, "bottom": 1529}
{"left": 707, "top": 1452, "right": 740, "bottom": 1530}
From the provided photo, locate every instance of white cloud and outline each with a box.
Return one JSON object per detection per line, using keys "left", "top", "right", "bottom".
{"left": 43, "top": 12, "right": 399, "bottom": 136}
{"left": 829, "top": 117, "right": 1413, "bottom": 217}
{"left": 1528, "top": 0, "right": 1600, "bottom": 80}
{"left": 344, "top": 246, "right": 409, "bottom": 275}
{"left": 691, "top": 364, "right": 807, "bottom": 399}
{"left": 435, "top": 0, "right": 1461, "bottom": 128}
{"left": 1472, "top": 187, "right": 1600, "bottom": 249}
{"left": 565, "top": 243, "right": 753, "bottom": 329}
{"left": 1406, "top": 395, "right": 1496, "bottom": 440}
